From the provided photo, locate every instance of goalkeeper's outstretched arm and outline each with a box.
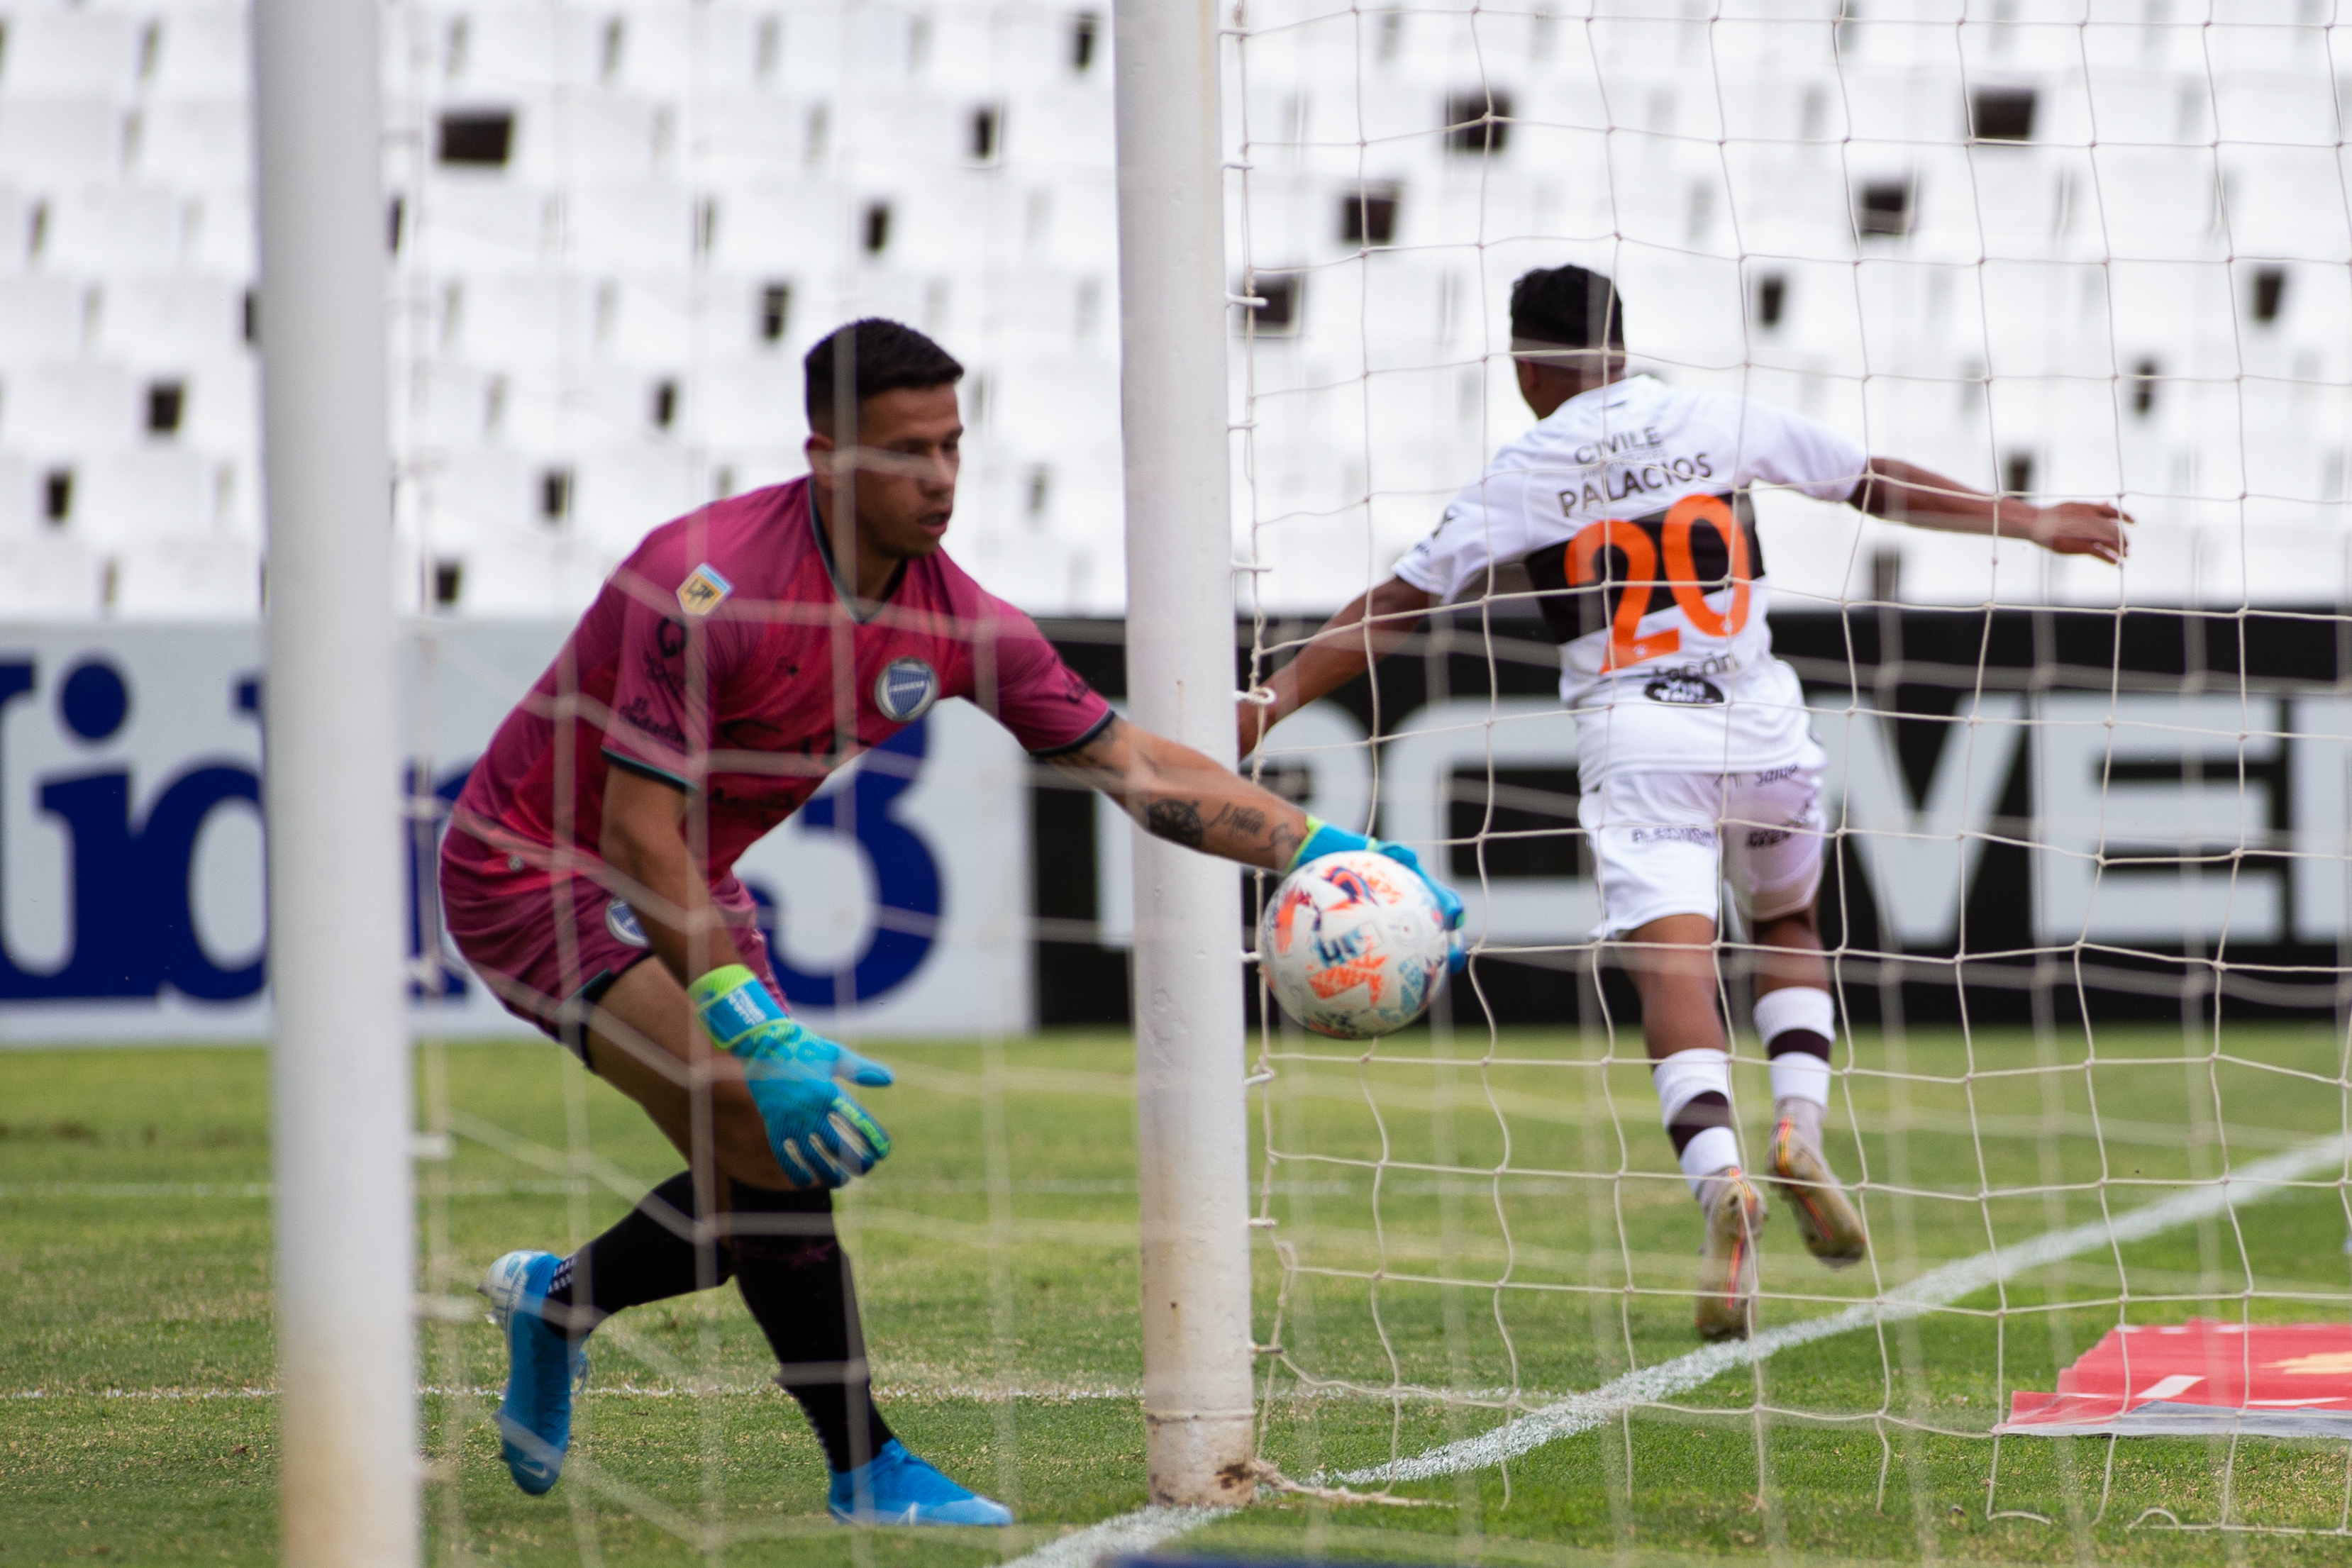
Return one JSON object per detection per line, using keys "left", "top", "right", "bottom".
{"left": 1050, "top": 715, "right": 1312, "bottom": 869}
{"left": 1853, "top": 456, "right": 2131, "bottom": 562}
{"left": 1236, "top": 577, "right": 1436, "bottom": 760}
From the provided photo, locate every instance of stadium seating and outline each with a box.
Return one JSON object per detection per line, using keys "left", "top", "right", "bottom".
{"left": 0, "top": 0, "right": 2339, "bottom": 619}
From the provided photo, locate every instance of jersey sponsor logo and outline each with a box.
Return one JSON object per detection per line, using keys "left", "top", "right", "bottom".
{"left": 606, "top": 899, "right": 650, "bottom": 947}
{"left": 618, "top": 695, "right": 687, "bottom": 746}
{"left": 1643, "top": 673, "right": 1726, "bottom": 706}
{"left": 873, "top": 657, "right": 939, "bottom": 723}
{"left": 677, "top": 563, "right": 734, "bottom": 617}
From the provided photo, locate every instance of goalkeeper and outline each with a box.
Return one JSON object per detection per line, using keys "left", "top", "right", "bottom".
{"left": 440, "top": 318, "right": 1462, "bottom": 1521}
{"left": 1238, "top": 264, "right": 2126, "bottom": 1340}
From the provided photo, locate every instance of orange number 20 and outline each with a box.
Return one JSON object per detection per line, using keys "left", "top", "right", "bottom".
{"left": 1662, "top": 494, "right": 1751, "bottom": 638}
{"left": 1568, "top": 518, "right": 1680, "bottom": 669}
{"left": 1565, "top": 497, "right": 1751, "bottom": 670}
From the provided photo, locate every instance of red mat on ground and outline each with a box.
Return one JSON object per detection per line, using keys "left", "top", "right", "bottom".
{"left": 1997, "top": 1318, "right": 2352, "bottom": 1438}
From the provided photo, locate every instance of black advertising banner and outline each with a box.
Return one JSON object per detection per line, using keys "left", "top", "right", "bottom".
{"left": 1037, "top": 607, "right": 2352, "bottom": 1030}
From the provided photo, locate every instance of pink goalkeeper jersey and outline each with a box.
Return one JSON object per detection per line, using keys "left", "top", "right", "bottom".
{"left": 449, "top": 477, "right": 1112, "bottom": 887}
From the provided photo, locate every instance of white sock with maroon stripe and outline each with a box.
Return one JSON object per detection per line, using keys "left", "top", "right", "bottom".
{"left": 1755, "top": 986, "right": 1835, "bottom": 1150}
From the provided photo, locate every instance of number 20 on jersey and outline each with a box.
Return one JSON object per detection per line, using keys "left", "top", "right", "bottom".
{"left": 1567, "top": 492, "right": 1753, "bottom": 670}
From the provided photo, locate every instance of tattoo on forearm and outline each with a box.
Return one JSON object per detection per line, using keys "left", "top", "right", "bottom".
{"left": 1206, "top": 803, "right": 1267, "bottom": 839}
{"left": 1269, "top": 821, "right": 1304, "bottom": 867}
{"left": 1053, "top": 735, "right": 1114, "bottom": 774}
{"left": 1146, "top": 798, "right": 1206, "bottom": 848}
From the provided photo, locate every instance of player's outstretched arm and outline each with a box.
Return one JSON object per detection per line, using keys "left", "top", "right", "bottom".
{"left": 1052, "top": 716, "right": 1311, "bottom": 869}
{"left": 1055, "top": 718, "right": 1466, "bottom": 957}
{"left": 1238, "top": 577, "right": 1435, "bottom": 759}
{"left": 1852, "top": 456, "right": 2131, "bottom": 564}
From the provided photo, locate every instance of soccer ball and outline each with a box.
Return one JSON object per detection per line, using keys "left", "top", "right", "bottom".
{"left": 1258, "top": 850, "right": 1452, "bottom": 1039}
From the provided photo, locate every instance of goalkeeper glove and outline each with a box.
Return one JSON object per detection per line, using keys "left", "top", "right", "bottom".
{"left": 1290, "top": 816, "right": 1468, "bottom": 972}
{"left": 689, "top": 965, "right": 894, "bottom": 1187}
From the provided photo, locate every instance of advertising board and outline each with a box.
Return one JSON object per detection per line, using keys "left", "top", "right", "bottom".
{"left": 0, "top": 623, "right": 1028, "bottom": 1042}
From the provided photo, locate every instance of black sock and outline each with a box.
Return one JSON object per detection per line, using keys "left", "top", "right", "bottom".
{"left": 1666, "top": 1090, "right": 1735, "bottom": 1157}
{"left": 546, "top": 1171, "right": 732, "bottom": 1340}
{"left": 727, "top": 1182, "right": 895, "bottom": 1474}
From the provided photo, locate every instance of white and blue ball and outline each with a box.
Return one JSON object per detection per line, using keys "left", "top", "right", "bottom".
{"left": 1258, "top": 850, "right": 1451, "bottom": 1040}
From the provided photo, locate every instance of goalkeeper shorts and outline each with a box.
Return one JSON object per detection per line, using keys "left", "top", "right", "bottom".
{"left": 1578, "top": 744, "right": 1829, "bottom": 938}
{"left": 438, "top": 827, "right": 782, "bottom": 1067}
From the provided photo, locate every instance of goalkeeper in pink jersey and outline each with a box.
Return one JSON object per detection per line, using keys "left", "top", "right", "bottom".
{"left": 441, "top": 318, "right": 1462, "bottom": 1521}
{"left": 1240, "top": 265, "right": 2126, "bottom": 1342}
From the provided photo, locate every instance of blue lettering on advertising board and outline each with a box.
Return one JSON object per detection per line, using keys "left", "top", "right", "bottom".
{"left": 0, "top": 652, "right": 941, "bottom": 1013}
{"left": 410, "top": 760, "right": 477, "bottom": 999}
{"left": 0, "top": 657, "right": 265, "bottom": 1002}
{"left": 745, "top": 718, "right": 942, "bottom": 1008}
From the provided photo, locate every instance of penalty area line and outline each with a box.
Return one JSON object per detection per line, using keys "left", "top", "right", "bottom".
{"left": 999, "top": 1133, "right": 2345, "bottom": 1564}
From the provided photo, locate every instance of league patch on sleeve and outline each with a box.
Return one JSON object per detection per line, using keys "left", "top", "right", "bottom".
{"left": 677, "top": 563, "right": 735, "bottom": 617}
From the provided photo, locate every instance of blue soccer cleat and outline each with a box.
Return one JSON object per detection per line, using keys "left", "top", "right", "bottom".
{"left": 479, "top": 1249, "right": 589, "bottom": 1496}
{"left": 828, "top": 1440, "right": 1013, "bottom": 1527}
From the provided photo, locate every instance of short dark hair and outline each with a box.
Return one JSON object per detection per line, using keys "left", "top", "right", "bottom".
{"left": 1509, "top": 265, "right": 1625, "bottom": 350}
{"left": 803, "top": 318, "right": 964, "bottom": 430}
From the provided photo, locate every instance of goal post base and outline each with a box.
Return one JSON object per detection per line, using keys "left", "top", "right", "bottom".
{"left": 1145, "top": 1411, "right": 1258, "bottom": 1507}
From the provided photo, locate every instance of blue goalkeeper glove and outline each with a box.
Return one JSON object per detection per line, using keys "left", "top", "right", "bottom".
{"left": 689, "top": 965, "right": 894, "bottom": 1187}
{"left": 1290, "top": 816, "right": 1468, "bottom": 972}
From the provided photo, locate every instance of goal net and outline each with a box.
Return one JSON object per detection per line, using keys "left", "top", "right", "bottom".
{"left": 319, "top": 0, "right": 2352, "bottom": 1556}
{"left": 1231, "top": 0, "right": 2352, "bottom": 1549}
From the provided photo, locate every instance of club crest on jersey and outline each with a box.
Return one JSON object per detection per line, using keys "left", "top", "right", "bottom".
{"left": 676, "top": 563, "right": 734, "bottom": 617}
{"left": 606, "top": 899, "right": 650, "bottom": 947}
{"left": 873, "top": 657, "right": 939, "bottom": 723}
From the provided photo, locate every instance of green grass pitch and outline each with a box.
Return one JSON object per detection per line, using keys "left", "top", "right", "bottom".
{"left": 6, "top": 1023, "right": 2352, "bottom": 1564}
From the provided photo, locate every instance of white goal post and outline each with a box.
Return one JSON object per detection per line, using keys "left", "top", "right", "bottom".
{"left": 1111, "top": 0, "right": 1263, "bottom": 1511}
{"left": 255, "top": 0, "right": 418, "bottom": 1560}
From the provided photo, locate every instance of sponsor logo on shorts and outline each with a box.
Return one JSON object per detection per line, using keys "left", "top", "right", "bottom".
{"left": 1629, "top": 825, "right": 1717, "bottom": 847}
{"left": 1643, "top": 673, "right": 1725, "bottom": 706}
{"left": 1753, "top": 764, "right": 1800, "bottom": 785}
{"left": 873, "top": 656, "right": 940, "bottom": 723}
{"left": 676, "top": 563, "right": 734, "bottom": 617}
{"left": 606, "top": 899, "right": 650, "bottom": 947}
{"left": 1745, "top": 825, "right": 1794, "bottom": 849}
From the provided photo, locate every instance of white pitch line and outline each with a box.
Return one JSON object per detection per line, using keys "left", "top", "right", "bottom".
{"left": 1003, "top": 1505, "right": 1235, "bottom": 1568}
{"left": 997, "top": 1135, "right": 2348, "bottom": 1564}
{"left": 1333, "top": 1133, "right": 2349, "bottom": 1485}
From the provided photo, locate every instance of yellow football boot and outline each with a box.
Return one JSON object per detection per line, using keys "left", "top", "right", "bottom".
{"left": 1768, "top": 1116, "right": 1868, "bottom": 1268}
{"left": 1694, "top": 1169, "right": 1767, "bottom": 1342}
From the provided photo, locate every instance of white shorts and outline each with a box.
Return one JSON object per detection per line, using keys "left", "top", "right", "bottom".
{"left": 1580, "top": 744, "right": 1829, "bottom": 938}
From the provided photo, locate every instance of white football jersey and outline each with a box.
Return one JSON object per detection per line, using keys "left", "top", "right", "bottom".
{"left": 1393, "top": 374, "right": 1867, "bottom": 777}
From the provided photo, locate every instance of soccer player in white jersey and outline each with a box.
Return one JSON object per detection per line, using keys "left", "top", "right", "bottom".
{"left": 1239, "top": 265, "right": 2127, "bottom": 1340}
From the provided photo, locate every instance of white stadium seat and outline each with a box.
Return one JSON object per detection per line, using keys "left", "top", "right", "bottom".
{"left": 0, "top": 531, "right": 104, "bottom": 616}
{"left": 0, "top": 277, "right": 82, "bottom": 361}
{"left": 133, "top": 101, "right": 252, "bottom": 187}
{"left": 3, "top": 12, "right": 143, "bottom": 99}
{"left": 70, "top": 448, "right": 213, "bottom": 545}
{"left": 111, "top": 531, "right": 262, "bottom": 616}
{"left": 0, "top": 101, "right": 123, "bottom": 182}
{"left": 9, "top": 362, "right": 138, "bottom": 451}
